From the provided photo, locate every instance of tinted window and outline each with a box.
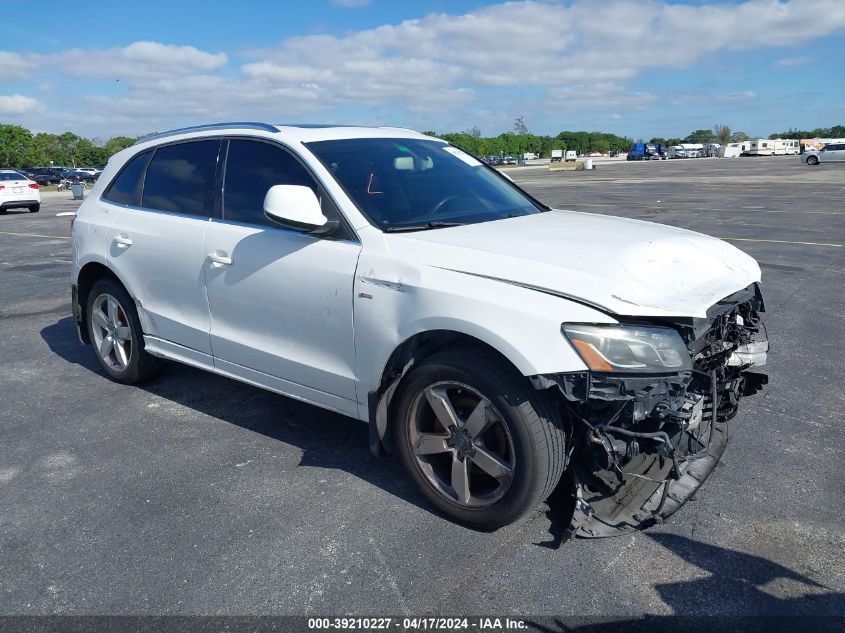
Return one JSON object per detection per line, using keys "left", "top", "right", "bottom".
{"left": 103, "top": 150, "right": 152, "bottom": 206}
{"left": 0, "top": 171, "right": 26, "bottom": 180}
{"left": 142, "top": 140, "right": 220, "bottom": 215}
{"left": 223, "top": 139, "right": 319, "bottom": 226}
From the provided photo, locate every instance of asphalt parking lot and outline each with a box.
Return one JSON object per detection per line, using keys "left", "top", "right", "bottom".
{"left": 1, "top": 157, "right": 843, "bottom": 619}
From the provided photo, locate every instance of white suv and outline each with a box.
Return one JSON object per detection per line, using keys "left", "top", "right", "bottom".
{"left": 70, "top": 122, "right": 769, "bottom": 534}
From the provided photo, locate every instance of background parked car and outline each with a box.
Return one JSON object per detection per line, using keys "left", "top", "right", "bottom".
{"left": 61, "top": 169, "right": 99, "bottom": 184}
{"left": 76, "top": 167, "right": 103, "bottom": 176}
{"left": 23, "top": 168, "right": 64, "bottom": 185}
{"left": 0, "top": 169, "right": 41, "bottom": 213}
{"left": 802, "top": 143, "right": 845, "bottom": 165}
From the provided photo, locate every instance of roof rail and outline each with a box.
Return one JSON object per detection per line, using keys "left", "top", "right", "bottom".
{"left": 134, "top": 122, "right": 279, "bottom": 145}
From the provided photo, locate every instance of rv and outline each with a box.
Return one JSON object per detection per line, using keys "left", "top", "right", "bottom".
{"left": 747, "top": 139, "right": 799, "bottom": 156}
{"left": 773, "top": 139, "right": 799, "bottom": 155}
{"left": 705, "top": 143, "right": 722, "bottom": 157}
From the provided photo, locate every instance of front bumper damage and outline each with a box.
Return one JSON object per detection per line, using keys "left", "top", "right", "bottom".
{"left": 533, "top": 284, "right": 768, "bottom": 538}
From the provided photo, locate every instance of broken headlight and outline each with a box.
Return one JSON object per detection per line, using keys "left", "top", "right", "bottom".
{"left": 562, "top": 323, "right": 692, "bottom": 373}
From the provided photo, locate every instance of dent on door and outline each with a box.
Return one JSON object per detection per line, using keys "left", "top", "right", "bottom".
{"left": 202, "top": 221, "right": 361, "bottom": 414}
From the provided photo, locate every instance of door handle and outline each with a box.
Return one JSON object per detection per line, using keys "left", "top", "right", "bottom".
{"left": 113, "top": 234, "right": 133, "bottom": 248}
{"left": 207, "top": 251, "right": 233, "bottom": 267}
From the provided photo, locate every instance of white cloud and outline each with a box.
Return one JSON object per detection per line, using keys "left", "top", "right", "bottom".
{"left": 10, "top": 0, "right": 845, "bottom": 134}
{"left": 776, "top": 55, "right": 811, "bottom": 67}
{"left": 239, "top": 0, "right": 845, "bottom": 112}
{"left": 58, "top": 41, "right": 228, "bottom": 80}
{"left": 0, "top": 95, "right": 40, "bottom": 116}
{"left": 0, "top": 52, "right": 40, "bottom": 82}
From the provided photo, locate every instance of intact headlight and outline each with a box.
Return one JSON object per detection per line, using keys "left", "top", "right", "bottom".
{"left": 562, "top": 323, "right": 692, "bottom": 373}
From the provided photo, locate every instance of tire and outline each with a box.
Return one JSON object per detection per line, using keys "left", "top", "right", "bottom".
{"left": 29, "top": 204, "right": 40, "bottom": 213}
{"left": 392, "top": 347, "right": 566, "bottom": 530}
{"left": 806, "top": 155, "right": 819, "bottom": 166}
{"left": 85, "top": 278, "right": 164, "bottom": 384}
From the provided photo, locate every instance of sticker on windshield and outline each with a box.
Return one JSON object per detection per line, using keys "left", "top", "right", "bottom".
{"left": 442, "top": 146, "right": 482, "bottom": 167}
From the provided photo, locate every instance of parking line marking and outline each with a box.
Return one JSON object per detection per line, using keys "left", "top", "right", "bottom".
{"left": 0, "top": 231, "right": 70, "bottom": 240}
{"left": 720, "top": 237, "right": 843, "bottom": 248}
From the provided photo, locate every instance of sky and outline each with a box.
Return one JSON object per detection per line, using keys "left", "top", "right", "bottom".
{"left": 1, "top": 0, "right": 843, "bottom": 140}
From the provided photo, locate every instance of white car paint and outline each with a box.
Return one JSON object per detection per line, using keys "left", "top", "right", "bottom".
{"left": 0, "top": 170, "right": 41, "bottom": 211}
{"left": 72, "top": 123, "right": 762, "bottom": 424}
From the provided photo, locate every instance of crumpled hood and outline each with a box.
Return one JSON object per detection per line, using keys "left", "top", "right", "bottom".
{"left": 386, "top": 210, "right": 761, "bottom": 318}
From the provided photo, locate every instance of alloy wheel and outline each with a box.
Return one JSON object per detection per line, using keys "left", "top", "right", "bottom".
{"left": 90, "top": 293, "right": 133, "bottom": 372}
{"left": 407, "top": 381, "right": 515, "bottom": 507}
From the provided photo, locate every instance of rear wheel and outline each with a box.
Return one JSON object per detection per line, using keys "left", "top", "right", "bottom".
{"left": 85, "top": 278, "right": 164, "bottom": 384}
{"left": 29, "top": 204, "right": 40, "bottom": 213}
{"left": 807, "top": 155, "right": 819, "bottom": 166}
{"left": 392, "top": 348, "right": 566, "bottom": 530}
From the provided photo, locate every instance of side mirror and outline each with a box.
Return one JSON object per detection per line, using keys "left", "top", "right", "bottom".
{"left": 263, "top": 185, "right": 337, "bottom": 234}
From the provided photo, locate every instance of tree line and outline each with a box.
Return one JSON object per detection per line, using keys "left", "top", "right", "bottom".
{"left": 0, "top": 124, "right": 137, "bottom": 169}
{"left": 427, "top": 129, "right": 633, "bottom": 158}
{"left": 766, "top": 125, "right": 845, "bottom": 140}
{"left": 3, "top": 120, "right": 842, "bottom": 169}
{"left": 649, "top": 123, "right": 845, "bottom": 147}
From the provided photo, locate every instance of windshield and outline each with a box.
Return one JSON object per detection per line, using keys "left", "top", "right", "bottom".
{"left": 306, "top": 138, "right": 543, "bottom": 231}
{"left": 0, "top": 171, "right": 26, "bottom": 181}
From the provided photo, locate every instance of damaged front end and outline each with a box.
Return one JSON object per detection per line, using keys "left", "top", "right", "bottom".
{"left": 533, "top": 284, "right": 768, "bottom": 538}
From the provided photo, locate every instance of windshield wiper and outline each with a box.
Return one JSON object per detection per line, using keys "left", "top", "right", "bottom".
{"left": 382, "top": 221, "right": 464, "bottom": 233}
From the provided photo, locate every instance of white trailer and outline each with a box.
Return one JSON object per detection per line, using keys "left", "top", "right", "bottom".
{"left": 747, "top": 138, "right": 799, "bottom": 156}
{"left": 720, "top": 143, "right": 742, "bottom": 158}
{"left": 746, "top": 139, "right": 773, "bottom": 156}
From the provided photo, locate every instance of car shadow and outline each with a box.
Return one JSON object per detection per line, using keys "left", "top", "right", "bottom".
{"left": 524, "top": 534, "right": 843, "bottom": 630}
{"left": 39, "top": 316, "right": 436, "bottom": 518}
{"left": 37, "top": 316, "right": 648, "bottom": 540}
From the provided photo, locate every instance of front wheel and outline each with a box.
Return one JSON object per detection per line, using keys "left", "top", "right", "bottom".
{"left": 392, "top": 348, "right": 566, "bottom": 530}
{"left": 806, "top": 155, "right": 819, "bottom": 166}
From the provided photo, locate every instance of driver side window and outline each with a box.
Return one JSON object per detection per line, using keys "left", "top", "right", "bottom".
{"left": 223, "top": 139, "right": 322, "bottom": 227}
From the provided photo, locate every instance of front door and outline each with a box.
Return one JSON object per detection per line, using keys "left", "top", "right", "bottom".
{"left": 202, "top": 138, "right": 361, "bottom": 415}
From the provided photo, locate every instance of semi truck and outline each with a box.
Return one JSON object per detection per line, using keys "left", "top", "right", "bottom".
{"left": 627, "top": 143, "right": 665, "bottom": 160}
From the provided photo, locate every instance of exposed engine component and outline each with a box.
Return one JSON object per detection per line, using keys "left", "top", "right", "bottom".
{"left": 533, "top": 283, "right": 769, "bottom": 538}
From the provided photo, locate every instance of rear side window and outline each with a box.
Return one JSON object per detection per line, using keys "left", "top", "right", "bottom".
{"left": 142, "top": 140, "right": 220, "bottom": 215}
{"left": 103, "top": 150, "right": 152, "bottom": 206}
{"left": 223, "top": 139, "right": 319, "bottom": 226}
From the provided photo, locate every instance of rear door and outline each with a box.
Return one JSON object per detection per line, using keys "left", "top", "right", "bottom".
{"left": 103, "top": 139, "right": 222, "bottom": 359}
{"left": 202, "top": 138, "right": 361, "bottom": 415}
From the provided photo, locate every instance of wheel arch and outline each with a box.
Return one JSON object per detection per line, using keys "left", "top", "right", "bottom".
{"left": 368, "top": 328, "right": 534, "bottom": 457}
{"left": 75, "top": 261, "right": 146, "bottom": 340}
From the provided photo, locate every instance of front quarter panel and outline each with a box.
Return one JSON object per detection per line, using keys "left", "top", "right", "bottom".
{"left": 354, "top": 251, "right": 617, "bottom": 406}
